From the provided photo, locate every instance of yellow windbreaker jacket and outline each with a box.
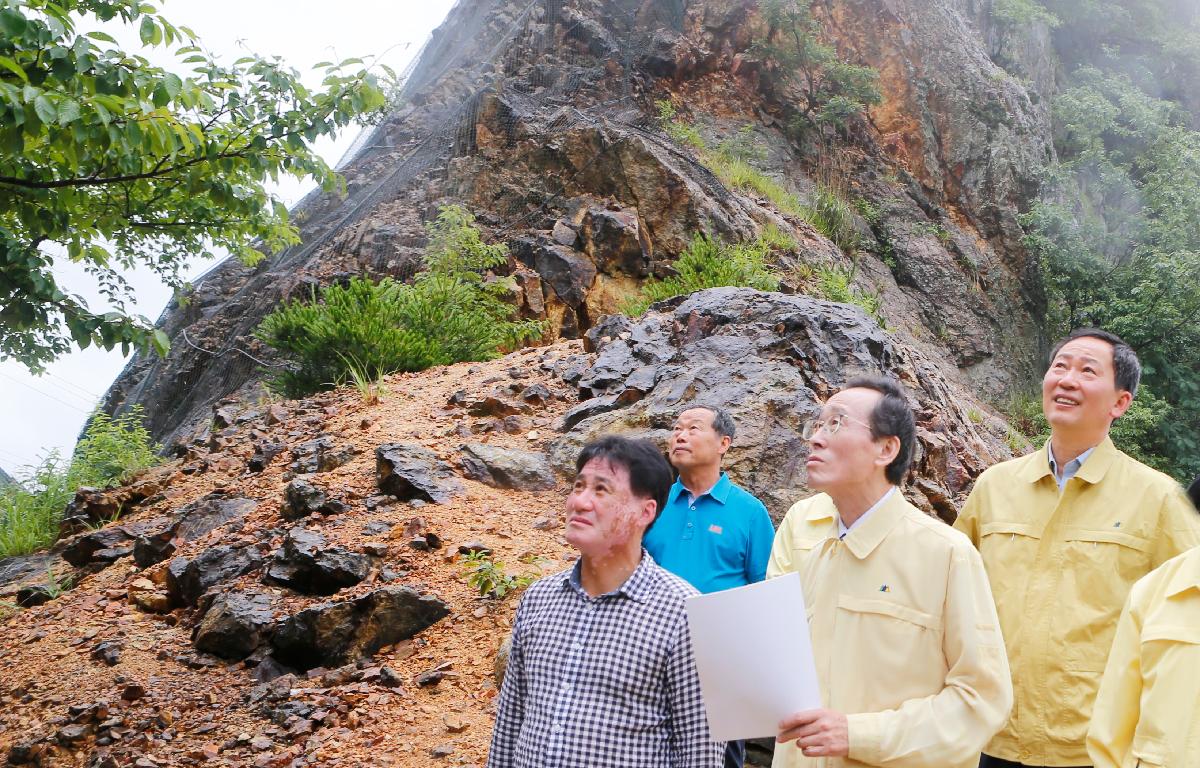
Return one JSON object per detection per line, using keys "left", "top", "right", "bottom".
{"left": 1087, "top": 546, "right": 1200, "bottom": 768}
{"left": 955, "top": 437, "right": 1200, "bottom": 766}
{"left": 767, "top": 490, "right": 1012, "bottom": 768}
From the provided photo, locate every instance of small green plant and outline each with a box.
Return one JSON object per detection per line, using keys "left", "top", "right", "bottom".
{"left": 853, "top": 198, "right": 883, "bottom": 225}
{"left": 0, "top": 407, "right": 160, "bottom": 558}
{"left": 1004, "top": 427, "right": 1031, "bottom": 456}
{"left": 0, "top": 601, "right": 21, "bottom": 621}
{"left": 656, "top": 100, "right": 707, "bottom": 150}
{"left": 461, "top": 551, "right": 535, "bottom": 599}
{"left": 812, "top": 265, "right": 886, "bottom": 327}
{"left": 759, "top": 223, "right": 798, "bottom": 251}
{"left": 41, "top": 566, "right": 76, "bottom": 599}
{"left": 912, "top": 221, "right": 952, "bottom": 244}
{"left": 967, "top": 407, "right": 986, "bottom": 424}
{"left": 624, "top": 233, "right": 782, "bottom": 315}
{"left": 808, "top": 186, "right": 859, "bottom": 252}
{"left": 258, "top": 205, "right": 545, "bottom": 397}
{"left": 340, "top": 353, "right": 388, "bottom": 405}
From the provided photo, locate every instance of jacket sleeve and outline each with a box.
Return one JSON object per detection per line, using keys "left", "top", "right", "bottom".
{"left": 664, "top": 610, "right": 725, "bottom": 767}
{"left": 845, "top": 544, "right": 1013, "bottom": 767}
{"left": 1150, "top": 484, "right": 1200, "bottom": 567}
{"left": 1086, "top": 588, "right": 1143, "bottom": 768}
{"left": 745, "top": 500, "right": 777, "bottom": 584}
{"left": 486, "top": 596, "right": 529, "bottom": 768}
{"left": 766, "top": 503, "right": 800, "bottom": 578}
{"left": 952, "top": 476, "right": 984, "bottom": 546}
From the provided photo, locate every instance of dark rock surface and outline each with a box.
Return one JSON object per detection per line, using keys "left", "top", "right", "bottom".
{"left": 459, "top": 443, "right": 556, "bottom": 490}
{"left": 271, "top": 586, "right": 450, "bottom": 670}
{"left": 376, "top": 444, "right": 463, "bottom": 504}
{"left": 61, "top": 518, "right": 172, "bottom": 568}
{"left": 166, "top": 544, "right": 265, "bottom": 607}
{"left": 192, "top": 592, "right": 276, "bottom": 660}
{"left": 265, "top": 528, "right": 372, "bottom": 596}
{"left": 282, "top": 477, "right": 348, "bottom": 520}
{"left": 288, "top": 437, "right": 357, "bottom": 474}
{"left": 552, "top": 288, "right": 1008, "bottom": 520}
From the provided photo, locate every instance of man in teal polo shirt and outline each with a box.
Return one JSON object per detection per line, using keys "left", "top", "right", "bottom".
{"left": 644, "top": 403, "right": 776, "bottom": 768}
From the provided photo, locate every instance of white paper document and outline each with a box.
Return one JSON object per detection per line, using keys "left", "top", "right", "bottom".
{"left": 684, "top": 571, "right": 821, "bottom": 741}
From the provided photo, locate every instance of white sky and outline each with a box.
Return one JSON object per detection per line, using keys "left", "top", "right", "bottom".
{"left": 0, "top": 0, "right": 457, "bottom": 474}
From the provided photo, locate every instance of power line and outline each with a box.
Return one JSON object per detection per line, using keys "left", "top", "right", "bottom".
{"left": 0, "top": 371, "right": 93, "bottom": 415}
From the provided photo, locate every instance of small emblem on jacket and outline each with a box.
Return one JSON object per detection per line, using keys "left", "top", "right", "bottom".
{"left": 879, "top": 584, "right": 890, "bottom": 593}
{"left": 708, "top": 524, "right": 723, "bottom": 535}
{"left": 1113, "top": 521, "right": 1122, "bottom": 528}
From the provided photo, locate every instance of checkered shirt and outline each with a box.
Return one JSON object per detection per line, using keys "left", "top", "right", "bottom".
{"left": 487, "top": 552, "right": 724, "bottom": 768}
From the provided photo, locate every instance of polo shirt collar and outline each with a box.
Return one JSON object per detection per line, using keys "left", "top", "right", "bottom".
{"left": 563, "top": 549, "right": 655, "bottom": 603}
{"left": 668, "top": 472, "right": 732, "bottom": 505}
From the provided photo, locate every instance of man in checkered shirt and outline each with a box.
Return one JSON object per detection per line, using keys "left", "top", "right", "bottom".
{"left": 487, "top": 435, "right": 725, "bottom": 768}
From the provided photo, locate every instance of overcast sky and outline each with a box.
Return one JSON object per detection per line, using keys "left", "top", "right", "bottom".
{"left": 0, "top": 0, "right": 457, "bottom": 474}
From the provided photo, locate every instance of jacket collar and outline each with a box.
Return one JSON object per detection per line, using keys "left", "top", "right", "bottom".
{"left": 1165, "top": 549, "right": 1200, "bottom": 598}
{"left": 803, "top": 489, "right": 906, "bottom": 560}
{"left": 1020, "top": 436, "right": 1118, "bottom": 485}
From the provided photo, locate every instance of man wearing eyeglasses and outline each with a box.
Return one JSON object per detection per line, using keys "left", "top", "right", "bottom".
{"left": 767, "top": 376, "right": 1012, "bottom": 767}
{"left": 954, "top": 329, "right": 1200, "bottom": 768}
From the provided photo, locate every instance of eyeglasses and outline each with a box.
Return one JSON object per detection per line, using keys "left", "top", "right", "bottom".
{"left": 801, "top": 413, "right": 873, "bottom": 440}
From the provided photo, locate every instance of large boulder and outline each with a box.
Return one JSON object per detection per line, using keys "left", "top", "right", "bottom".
{"left": 551, "top": 288, "right": 1008, "bottom": 521}
{"left": 61, "top": 517, "right": 173, "bottom": 568}
{"left": 459, "top": 443, "right": 557, "bottom": 490}
{"left": 375, "top": 444, "right": 463, "bottom": 504}
{"left": 193, "top": 591, "right": 276, "bottom": 660}
{"left": 271, "top": 586, "right": 450, "bottom": 670}
{"left": 265, "top": 528, "right": 372, "bottom": 596}
{"left": 166, "top": 545, "right": 265, "bottom": 607}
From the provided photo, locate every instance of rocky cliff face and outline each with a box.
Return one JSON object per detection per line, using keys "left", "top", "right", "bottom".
{"left": 100, "top": 0, "right": 1058, "bottom": 450}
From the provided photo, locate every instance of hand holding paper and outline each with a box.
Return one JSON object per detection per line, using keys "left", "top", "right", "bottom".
{"left": 684, "top": 571, "right": 821, "bottom": 741}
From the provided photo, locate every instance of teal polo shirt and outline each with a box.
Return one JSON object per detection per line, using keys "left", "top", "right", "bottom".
{"left": 643, "top": 473, "right": 776, "bottom": 594}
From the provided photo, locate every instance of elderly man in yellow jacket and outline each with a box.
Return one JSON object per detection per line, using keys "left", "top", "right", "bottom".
{"left": 1086, "top": 545, "right": 1200, "bottom": 767}
{"left": 955, "top": 328, "right": 1200, "bottom": 768}
{"left": 768, "top": 376, "right": 1013, "bottom": 767}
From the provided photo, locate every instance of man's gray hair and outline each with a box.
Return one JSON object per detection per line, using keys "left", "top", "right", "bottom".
{"left": 680, "top": 404, "right": 736, "bottom": 441}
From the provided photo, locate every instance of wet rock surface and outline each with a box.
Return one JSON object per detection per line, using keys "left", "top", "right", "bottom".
{"left": 375, "top": 444, "right": 463, "bottom": 504}
{"left": 271, "top": 586, "right": 450, "bottom": 670}
{"left": 459, "top": 443, "right": 556, "bottom": 490}
{"left": 166, "top": 544, "right": 265, "bottom": 607}
{"left": 265, "top": 528, "right": 372, "bottom": 596}
{"left": 552, "top": 288, "right": 1003, "bottom": 518}
{"left": 192, "top": 591, "right": 276, "bottom": 660}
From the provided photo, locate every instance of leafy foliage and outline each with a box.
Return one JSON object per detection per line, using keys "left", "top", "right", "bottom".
{"left": 257, "top": 205, "right": 544, "bottom": 397}
{"left": 460, "top": 551, "right": 534, "bottom": 599}
{"left": 755, "top": 0, "right": 881, "bottom": 144}
{"left": 1019, "top": 21, "right": 1200, "bottom": 478}
{"left": 623, "top": 233, "right": 782, "bottom": 316}
{"left": 0, "top": 0, "right": 391, "bottom": 371}
{"left": 812, "top": 264, "right": 886, "bottom": 327}
{"left": 0, "top": 406, "right": 160, "bottom": 557}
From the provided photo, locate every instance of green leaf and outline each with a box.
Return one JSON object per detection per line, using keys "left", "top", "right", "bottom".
{"left": 0, "top": 56, "right": 29, "bottom": 84}
{"left": 86, "top": 31, "right": 118, "bottom": 44}
{"left": 139, "top": 16, "right": 158, "bottom": 46}
{"left": 33, "top": 94, "right": 57, "bottom": 124}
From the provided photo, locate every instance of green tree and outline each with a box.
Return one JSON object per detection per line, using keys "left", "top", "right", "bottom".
{"left": 0, "top": 0, "right": 391, "bottom": 372}
{"left": 755, "top": 0, "right": 881, "bottom": 144}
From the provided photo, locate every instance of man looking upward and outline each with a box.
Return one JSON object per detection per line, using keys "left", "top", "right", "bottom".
{"left": 644, "top": 404, "right": 776, "bottom": 768}
{"left": 955, "top": 328, "right": 1200, "bottom": 767}
{"left": 769, "top": 377, "right": 1012, "bottom": 767}
{"left": 487, "top": 435, "right": 724, "bottom": 768}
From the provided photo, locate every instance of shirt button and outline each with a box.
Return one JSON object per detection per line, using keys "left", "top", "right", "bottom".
{"left": 551, "top": 723, "right": 563, "bottom": 734}
{"left": 572, "top": 642, "right": 583, "bottom": 651}
{"left": 690, "top": 504, "right": 696, "bottom": 510}
{"left": 686, "top": 522, "right": 693, "bottom": 528}
{"left": 561, "top": 682, "right": 572, "bottom": 692}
